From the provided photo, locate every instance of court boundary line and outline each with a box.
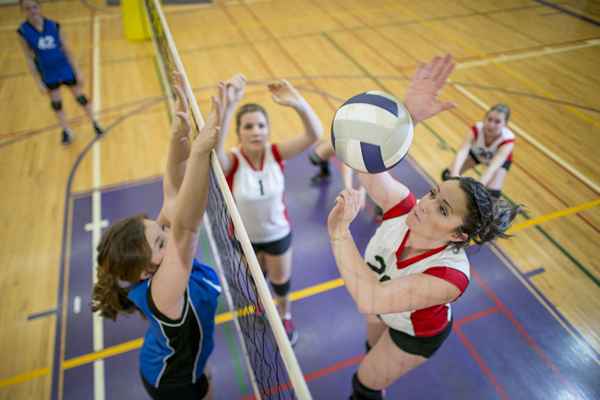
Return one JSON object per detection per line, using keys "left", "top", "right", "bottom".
{"left": 534, "top": 0, "right": 600, "bottom": 27}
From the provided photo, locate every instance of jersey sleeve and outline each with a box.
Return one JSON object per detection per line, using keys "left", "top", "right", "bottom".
{"left": 471, "top": 125, "right": 478, "bottom": 140}
{"left": 382, "top": 192, "right": 416, "bottom": 220}
{"left": 423, "top": 266, "right": 469, "bottom": 300}
{"left": 271, "top": 143, "right": 284, "bottom": 171}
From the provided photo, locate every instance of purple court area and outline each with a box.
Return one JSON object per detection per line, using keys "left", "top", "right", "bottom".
{"left": 61, "top": 152, "right": 599, "bottom": 399}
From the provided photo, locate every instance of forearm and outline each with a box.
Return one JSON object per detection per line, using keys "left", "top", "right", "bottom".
{"left": 165, "top": 135, "right": 190, "bottom": 192}
{"left": 215, "top": 108, "right": 234, "bottom": 173}
{"left": 294, "top": 99, "right": 323, "bottom": 142}
{"left": 341, "top": 164, "right": 353, "bottom": 190}
{"left": 330, "top": 229, "right": 380, "bottom": 314}
{"left": 450, "top": 146, "right": 470, "bottom": 176}
{"left": 173, "top": 149, "right": 211, "bottom": 232}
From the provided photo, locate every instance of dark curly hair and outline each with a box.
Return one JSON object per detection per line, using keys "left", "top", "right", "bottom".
{"left": 450, "top": 177, "right": 520, "bottom": 250}
{"left": 91, "top": 214, "right": 155, "bottom": 320}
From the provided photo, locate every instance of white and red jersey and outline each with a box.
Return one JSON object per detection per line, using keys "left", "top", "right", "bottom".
{"left": 226, "top": 144, "right": 290, "bottom": 244}
{"left": 470, "top": 122, "right": 515, "bottom": 165}
{"left": 364, "top": 194, "right": 470, "bottom": 337}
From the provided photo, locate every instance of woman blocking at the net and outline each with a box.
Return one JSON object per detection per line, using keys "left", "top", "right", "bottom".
{"left": 215, "top": 74, "right": 323, "bottom": 345}
{"left": 327, "top": 55, "right": 520, "bottom": 400}
{"left": 17, "top": 0, "right": 104, "bottom": 145}
{"left": 92, "top": 75, "right": 226, "bottom": 400}
{"left": 441, "top": 104, "right": 515, "bottom": 200}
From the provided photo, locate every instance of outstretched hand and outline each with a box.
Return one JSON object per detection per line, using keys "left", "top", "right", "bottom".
{"left": 222, "top": 73, "right": 246, "bottom": 106}
{"left": 404, "top": 54, "right": 455, "bottom": 124}
{"left": 191, "top": 82, "right": 226, "bottom": 155}
{"left": 171, "top": 71, "right": 192, "bottom": 141}
{"left": 327, "top": 189, "right": 362, "bottom": 240}
{"left": 268, "top": 79, "right": 305, "bottom": 109}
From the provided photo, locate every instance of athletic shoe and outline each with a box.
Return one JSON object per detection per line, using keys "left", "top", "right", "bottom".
{"left": 93, "top": 121, "right": 104, "bottom": 136}
{"left": 61, "top": 129, "right": 74, "bottom": 145}
{"left": 282, "top": 317, "right": 299, "bottom": 346}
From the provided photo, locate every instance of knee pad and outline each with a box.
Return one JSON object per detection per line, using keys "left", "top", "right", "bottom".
{"left": 51, "top": 100, "right": 62, "bottom": 111}
{"left": 271, "top": 279, "right": 291, "bottom": 297}
{"left": 76, "top": 95, "right": 89, "bottom": 106}
{"left": 351, "top": 373, "right": 383, "bottom": 400}
{"left": 488, "top": 189, "right": 502, "bottom": 200}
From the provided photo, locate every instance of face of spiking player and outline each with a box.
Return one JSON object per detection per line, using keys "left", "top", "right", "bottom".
{"left": 238, "top": 111, "right": 269, "bottom": 153}
{"left": 483, "top": 110, "right": 507, "bottom": 136}
{"left": 405, "top": 180, "right": 469, "bottom": 245}
{"left": 142, "top": 219, "right": 168, "bottom": 279}
{"left": 21, "top": 0, "right": 42, "bottom": 20}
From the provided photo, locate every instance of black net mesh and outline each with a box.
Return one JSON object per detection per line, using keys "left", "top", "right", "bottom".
{"left": 143, "top": 0, "right": 301, "bottom": 398}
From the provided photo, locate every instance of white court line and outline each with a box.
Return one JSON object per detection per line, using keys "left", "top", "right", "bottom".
{"left": 91, "top": 14, "right": 106, "bottom": 400}
{"left": 452, "top": 83, "right": 600, "bottom": 194}
{"left": 456, "top": 39, "right": 600, "bottom": 70}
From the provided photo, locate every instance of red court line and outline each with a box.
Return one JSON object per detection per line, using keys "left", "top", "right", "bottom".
{"left": 453, "top": 325, "right": 510, "bottom": 400}
{"left": 470, "top": 268, "right": 581, "bottom": 396}
{"left": 240, "top": 305, "right": 499, "bottom": 399}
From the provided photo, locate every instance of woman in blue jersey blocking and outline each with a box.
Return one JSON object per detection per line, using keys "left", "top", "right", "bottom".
{"left": 92, "top": 75, "right": 225, "bottom": 399}
{"left": 17, "top": 0, "right": 103, "bottom": 145}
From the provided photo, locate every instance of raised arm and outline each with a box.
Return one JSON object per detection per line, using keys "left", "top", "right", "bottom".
{"left": 328, "top": 190, "right": 460, "bottom": 315}
{"left": 157, "top": 74, "right": 193, "bottom": 227}
{"left": 151, "top": 88, "right": 225, "bottom": 320}
{"left": 216, "top": 74, "right": 246, "bottom": 175}
{"left": 449, "top": 131, "right": 473, "bottom": 177}
{"left": 269, "top": 80, "right": 323, "bottom": 160}
{"left": 358, "top": 54, "right": 456, "bottom": 211}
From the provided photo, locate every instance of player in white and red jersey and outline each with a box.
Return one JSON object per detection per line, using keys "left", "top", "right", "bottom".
{"left": 215, "top": 74, "right": 323, "bottom": 345}
{"left": 327, "top": 55, "right": 520, "bottom": 400}
{"left": 442, "top": 104, "right": 514, "bottom": 199}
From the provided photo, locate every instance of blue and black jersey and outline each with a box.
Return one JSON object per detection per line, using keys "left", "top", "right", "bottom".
{"left": 17, "top": 18, "right": 75, "bottom": 86}
{"left": 128, "top": 260, "right": 221, "bottom": 388}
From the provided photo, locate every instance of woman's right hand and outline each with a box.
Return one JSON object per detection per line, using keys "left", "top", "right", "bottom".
{"left": 223, "top": 73, "right": 246, "bottom": 107}
{"left": 191, "top": 85, "right": 226, "bottom": 155}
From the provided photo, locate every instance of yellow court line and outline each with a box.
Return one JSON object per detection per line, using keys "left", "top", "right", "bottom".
{"left": 507, "top": 198, "right": 600, "bottom": 234}
{"left": 1, "top": 199, "right": 598, "bottom": 390}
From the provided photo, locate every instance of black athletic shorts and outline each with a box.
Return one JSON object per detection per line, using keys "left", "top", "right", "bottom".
{"left": 252, "top": 232, "right": 292, "bottom": 256}
{"left": 388, "top": 319, "right": 453, "bottom": 358}
{"left": 45, "top": 78, "right": 78, "bottom": 90}
{"left": 141, "top": 372, "right": 209, "bottom": 400}
{"left": 469, "top": 149, "right": 512, "bottom": 170}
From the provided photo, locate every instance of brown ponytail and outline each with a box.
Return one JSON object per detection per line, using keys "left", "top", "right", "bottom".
{"left": 91, "top": 214, "right": 153, "bottom": 320}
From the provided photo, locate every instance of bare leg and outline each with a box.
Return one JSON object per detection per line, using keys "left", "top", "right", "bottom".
{"left": 264, "top": 248, "right": 293, "bottom": 318}
{"left": 357, "top": 328, "right": 427, "bottom": 391}
{"left": 365, "top": 314, "right": 387, "bottom": 349}
{"left": 49, "top": 88, "right": 70, "bottom": 131}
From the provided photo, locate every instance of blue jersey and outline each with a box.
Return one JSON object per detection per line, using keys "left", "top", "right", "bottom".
{"left": 17, "top": 18, "right": 75, "bottom": 85}
{"left": 128, "top": 260, "right": 221, "bottom": 388}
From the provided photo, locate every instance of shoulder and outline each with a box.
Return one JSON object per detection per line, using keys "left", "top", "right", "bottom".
{"left": 382, "top": 192, "right": 416, "bottom": 220}
{"left": 501, "top": 126, "right": 515, "bottom": 140}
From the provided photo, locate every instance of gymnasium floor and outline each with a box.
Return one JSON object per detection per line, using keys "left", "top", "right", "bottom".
{"left": 1, "top": 1, "right": 599, "bottom": 399}
{"left": 60, "top": 154, "right": 599, "bottom": 399}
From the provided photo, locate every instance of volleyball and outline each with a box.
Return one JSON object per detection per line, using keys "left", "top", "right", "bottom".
{"left": 331, "top": 91, "right": 414, "bottom": 173}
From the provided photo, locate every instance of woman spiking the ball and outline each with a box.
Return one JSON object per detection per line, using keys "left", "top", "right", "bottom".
{"left": 327, "top": 55, "right": 520, "bottom": 400}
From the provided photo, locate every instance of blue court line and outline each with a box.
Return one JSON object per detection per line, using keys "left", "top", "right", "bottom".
{"left": 534, "top": 0, "right": 600, "bottom": 27}
{"left": 525, "top": 267, "right": 546, "bottom": 278}
{"left": 27, "top": 308, "right": 57, "bottom": 321}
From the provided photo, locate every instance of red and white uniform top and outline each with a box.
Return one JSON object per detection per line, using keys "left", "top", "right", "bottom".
{"left": 364, "top": 193, "right": 470, "bottom": 337}
{"left": 470, "top": 122, "right": 515, "bottom": 165}
{"left": 226, "top": 144, "right": 290, "bottom": 244}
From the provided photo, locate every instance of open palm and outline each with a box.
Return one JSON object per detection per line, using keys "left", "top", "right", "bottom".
{"left": 404, "top": 54, "right": 455, "bottom": 124}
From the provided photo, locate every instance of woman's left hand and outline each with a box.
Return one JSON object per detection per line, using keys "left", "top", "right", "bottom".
{"left": 268, "top": 80, "right": 305, "bottom": 109}
{"left": 171, "top": 72, "right": 192, "bottom": 140}
{"left": 327, "top": 189, "right": 362, "bottom": 240}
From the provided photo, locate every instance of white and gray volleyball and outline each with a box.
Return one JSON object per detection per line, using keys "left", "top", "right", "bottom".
{"left": 331, "top": 91, "right": 413, "bottom": 173}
